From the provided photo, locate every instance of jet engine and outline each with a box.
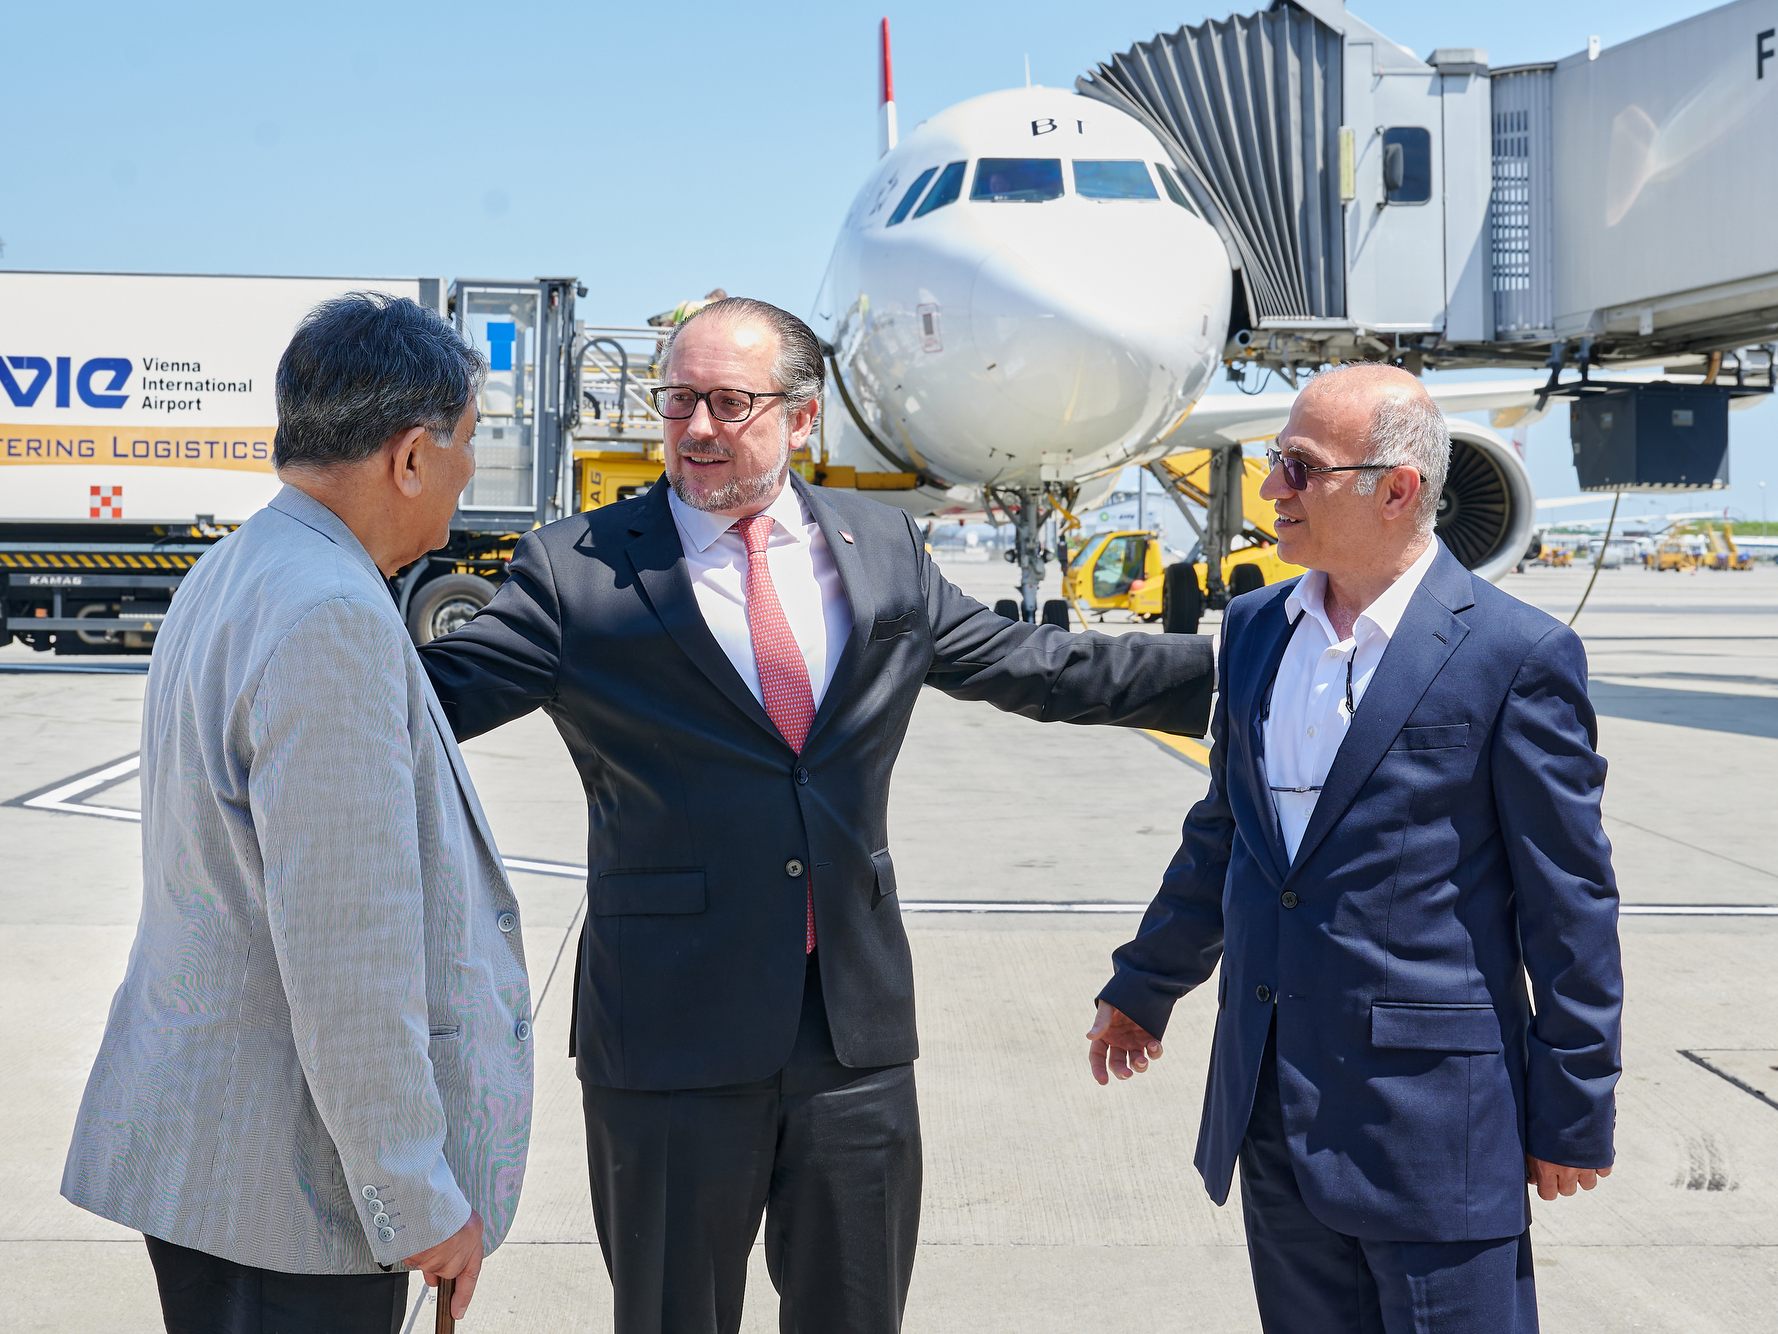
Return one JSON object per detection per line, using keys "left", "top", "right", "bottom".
{"left": 1436, "top": 422, "right": 1537, "bottom": 584}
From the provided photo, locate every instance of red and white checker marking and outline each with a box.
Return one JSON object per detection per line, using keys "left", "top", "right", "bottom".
{"left": 89, "top": 485, "right": 123, "bottom": 519}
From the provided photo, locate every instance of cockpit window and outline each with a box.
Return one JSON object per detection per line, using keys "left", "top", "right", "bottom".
{"left": 886, "top": 167, "right": 938, "bottom": 226}
{"left": 970, "top": 158, "right": 1064, "bottom": 203}
{"left": 913, "top": 160, "right": 967, "bottom": 218}
{"left": 1155, "top": 162, "right": 1194, "bottom": 209}
{"left": 1074, "top": 160, "right": 1157, "bottom": 200}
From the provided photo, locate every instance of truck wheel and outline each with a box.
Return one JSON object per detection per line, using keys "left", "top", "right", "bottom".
{"left": 1041, "top": 599, "right": 1070, "bottom": 629}
{"left": 406, "top": 573, "right": 496, "bottom": 645}
{"left": 1229, "top": 564, "right": 1265, "bottom": 598}
{"left": 1161, "top": 563, "right": 1202, "bottom": 635}
{"left": 994, "top": 598, "right": 1021, "bottom": 621}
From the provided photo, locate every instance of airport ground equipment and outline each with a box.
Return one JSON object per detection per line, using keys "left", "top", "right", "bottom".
{"left": 0, "top": 272, "right": 912, "bottom": 653}
{"left": 1062, "top": 527, "right": 1298, "bottom": 633}
{"left": 1681, "top": 522, "right": 1756, "bottom": 571}
{"left": 1079, "top": 0, "right": 1777, "bottom": 574}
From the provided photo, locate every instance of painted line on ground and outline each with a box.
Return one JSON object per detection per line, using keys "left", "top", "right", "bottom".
{"left": 1678, "top": 1050, "right": 1778, "bottom": 1116}
{"left": 11, "top": 754, "right": 143, "bottom": 820}
{"left": 1142, "top": 729, "right": 1212, "bottom": 771}
{"left": 13, "top": 755, "right": 1778, "bottom": 917}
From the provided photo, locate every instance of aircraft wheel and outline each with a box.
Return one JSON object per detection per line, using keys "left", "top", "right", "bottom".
{"left": 994, "top": 598, "right": 1021, "bottom": 621}
{"left": 1041, "top": 599, "right": 1070, "bottom": 629}
{"left": 1161, "top": 563, "right": 1203, "bottom": 635}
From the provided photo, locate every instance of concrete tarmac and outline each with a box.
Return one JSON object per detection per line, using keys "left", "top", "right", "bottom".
{"left": 4, "top": 555, "right": 1775, "bottom": 1332}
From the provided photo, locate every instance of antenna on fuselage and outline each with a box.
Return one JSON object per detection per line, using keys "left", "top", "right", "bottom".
{"left": 878, "top": 18, "right": 898, "bottom": 157}
{"left": 1024, "top": 54, "right": 1031, "bottom": 88}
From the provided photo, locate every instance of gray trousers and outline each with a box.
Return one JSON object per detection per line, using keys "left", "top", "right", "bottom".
{"left": 581, "top": 953, "right": 922, "bottom": 1334}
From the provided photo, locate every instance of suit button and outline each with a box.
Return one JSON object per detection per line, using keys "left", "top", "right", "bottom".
{"left": 515, "top": 1020, "right": 532, "bottom": 1042}
{"left": 378, "top": 1226, "right": 396, "bottom": 1244}
{"left": 368, "top": 1198, "right": 385, "bottom": 1214}
{"left": 785, "top": 858, "right": 805, "bottom": 878}
{"left": 795, "top": 766, "right": 810, "bottom": 786}
{"left": 497, "top": 911, "right": 517, "bottom": 933}
{"left": 1255, "top": 984, "right": 1272, "bottom": 1003}
{"left": 373, "top": 1212, "right": 390, "bottom": 1227}
{"left": 1281, "top": 891, "right": 1300, "bottom": 909}
{"left": 362, "top": 1185, "right": 378, "bottom": 1201}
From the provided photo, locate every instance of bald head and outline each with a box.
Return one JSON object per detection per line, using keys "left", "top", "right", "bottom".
{"left": 1301, "top": 363, "right": 1449, "bottom": 534}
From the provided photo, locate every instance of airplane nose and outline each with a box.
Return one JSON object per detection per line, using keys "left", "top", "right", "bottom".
{"left": 968, "top": 248, "right": 1160, "bottom": 439}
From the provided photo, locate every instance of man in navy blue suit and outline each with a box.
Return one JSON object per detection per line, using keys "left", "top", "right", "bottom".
{"left": 1088, "top": 364, "right": 1623, "bottom": 1332}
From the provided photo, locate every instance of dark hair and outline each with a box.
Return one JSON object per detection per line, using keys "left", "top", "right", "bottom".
{"left": 659, "top": 296, "right": 825, "bottom": 408}
{"left": 273, "top": 292, "right": 485, "bottom": 470}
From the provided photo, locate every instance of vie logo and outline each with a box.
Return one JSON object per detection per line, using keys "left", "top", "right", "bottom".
{"left": 0, "top": 356, "right": 132, "bottom": 409}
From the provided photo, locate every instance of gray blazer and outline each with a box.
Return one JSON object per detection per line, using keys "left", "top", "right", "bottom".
{"left": 62, "top": 486, "right": 532, "bottom": 1274}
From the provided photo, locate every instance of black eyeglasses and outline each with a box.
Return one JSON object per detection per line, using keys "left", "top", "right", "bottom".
{"left": 1265, "top": 446, "right": 1417, "bottom": 493}
{"left": 649, "top": 385, "right": 788, "bottom": 423}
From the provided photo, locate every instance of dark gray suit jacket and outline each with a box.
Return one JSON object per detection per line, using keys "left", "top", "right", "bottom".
{"left": 421, "top": 476, "right": 1212, "bottom": 1090}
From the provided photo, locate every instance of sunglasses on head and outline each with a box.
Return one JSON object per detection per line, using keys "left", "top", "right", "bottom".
{"left": 1265, "top": 446, "right": 1418, "bottom": 492}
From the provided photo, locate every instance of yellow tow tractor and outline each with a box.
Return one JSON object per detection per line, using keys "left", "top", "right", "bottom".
{"left": 1645, "top": 528, "right": 1703, "bottom": 572}
{"left": 1061, "top": 449, "right": 1301, "bottom": 632}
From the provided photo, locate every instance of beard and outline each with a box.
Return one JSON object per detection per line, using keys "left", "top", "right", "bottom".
{"left": 668, "top": 417, "right": 792, "bottom": 514}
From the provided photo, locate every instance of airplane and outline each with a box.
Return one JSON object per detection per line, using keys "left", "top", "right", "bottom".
{"left": 808, "top": 19, "right": 1542, "bottom": 622}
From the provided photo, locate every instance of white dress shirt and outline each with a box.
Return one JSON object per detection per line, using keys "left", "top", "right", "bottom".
{"left": 667, "top": 482, "right": 852, "bottom": 708}
{"left": 1262, "top": 539, "right": 1439, "bottom": 861}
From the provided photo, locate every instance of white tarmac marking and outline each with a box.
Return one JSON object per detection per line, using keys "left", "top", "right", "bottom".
{"left": 15, "top": 755, "right": 1778, "bottom": 917}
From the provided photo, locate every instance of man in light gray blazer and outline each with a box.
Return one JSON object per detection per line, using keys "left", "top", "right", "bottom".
{"left": 62, "top": 294, "right": 532, "bottom": 1333}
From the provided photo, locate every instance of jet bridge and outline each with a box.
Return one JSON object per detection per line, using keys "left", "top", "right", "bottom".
{"left": 1079, "top": 0, "right": 1776, "bottom": 488}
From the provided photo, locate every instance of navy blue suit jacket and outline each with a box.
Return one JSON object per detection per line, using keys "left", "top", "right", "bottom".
{"left": 1101, "top": 542, "right": 1623, "bottom": 1243}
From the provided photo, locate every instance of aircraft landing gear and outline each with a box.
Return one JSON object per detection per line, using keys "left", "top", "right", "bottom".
{"left": 988, "top": 484, "right": 1077, "bottom": 627}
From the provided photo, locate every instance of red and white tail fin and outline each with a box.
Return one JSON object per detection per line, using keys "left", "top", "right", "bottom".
{"left": 878, "top": 18, "right": 898, "bottom": 158}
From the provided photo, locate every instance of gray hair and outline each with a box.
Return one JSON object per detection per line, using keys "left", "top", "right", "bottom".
{"left": 1358, "top": 393, "right": 1450, "bottom": 534}
{"left": 658, "top": 296, "right": 824, "bottom": 410}
{"left": 1312, "top": 363, "right": 1450, "bottom": 535}
{"left": 273, "top": 292, "right": 485, "bottom": 470}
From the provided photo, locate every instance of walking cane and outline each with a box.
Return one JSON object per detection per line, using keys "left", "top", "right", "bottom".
{"left": 435, "top": 1277, "right": 455, "bottom": 1334}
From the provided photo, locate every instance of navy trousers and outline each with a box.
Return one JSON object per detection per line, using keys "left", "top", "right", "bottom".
{"left": 1238, "top": 1024, "right": 1538, "bottom": 1334}
{"left": 143, "top": 1235, "right": 407, "bottom": 1334}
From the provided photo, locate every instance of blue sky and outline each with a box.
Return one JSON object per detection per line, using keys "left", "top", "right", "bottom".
{"left": 4, "top": 0, "right": 1768, "bottom": 522}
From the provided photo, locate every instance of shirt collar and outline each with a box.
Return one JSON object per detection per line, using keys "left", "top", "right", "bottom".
{"left": 667, "top": 476, "right": 810, "bottom": 555}
{"left": 1284, "top": 538, "right": 1439, "bottom": 647}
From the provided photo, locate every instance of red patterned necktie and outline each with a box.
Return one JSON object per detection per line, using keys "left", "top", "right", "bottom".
{"left": 736, "top": 514, "right": 817, "bottom": 953}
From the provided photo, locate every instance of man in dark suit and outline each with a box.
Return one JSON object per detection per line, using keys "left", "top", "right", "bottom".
{"left": 1088, "top": 364, "right": 1622, "bottom": 1332}
{"left": 419, "top": 297, "right": 1215, "bottom": 1333}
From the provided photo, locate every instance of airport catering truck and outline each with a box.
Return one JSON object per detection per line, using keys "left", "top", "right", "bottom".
{"left": 0, "top": 270, "right": 671, "bottom": 653}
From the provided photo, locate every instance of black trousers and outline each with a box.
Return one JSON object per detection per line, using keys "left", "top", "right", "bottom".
{"left": 581, "top": 952, "right": 922, "bottom": 1334}
{"left": 144, "top": 1234, "right": 408, "bottom": 1334}
{"left": 1238, "top": 1023, "right": 1538, "bottom": 1334}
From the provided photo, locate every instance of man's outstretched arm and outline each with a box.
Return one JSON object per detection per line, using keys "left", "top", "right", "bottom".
{"left": 913, "top": 514, "right": 1215, "bottom": 737}
{"left": 419, "top": 531, "right": 563, "bottom": 741}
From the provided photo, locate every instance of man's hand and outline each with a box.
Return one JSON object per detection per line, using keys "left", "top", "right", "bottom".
{"left": 404, "top": 1210, "right": 484, "bottom": 1320}
{"left": 1526, "top": 1155, "right": 1612, "bottom": 1201}
{"left": 1087, "top": 1001, "right": 1163, "bottom": 1085}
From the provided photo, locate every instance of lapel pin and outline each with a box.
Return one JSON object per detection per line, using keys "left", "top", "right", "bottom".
{"left": 839, "top": 529, "right": 855, "bottom": 544}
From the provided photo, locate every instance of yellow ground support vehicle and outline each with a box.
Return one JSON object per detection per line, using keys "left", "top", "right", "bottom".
{"left": 1063, "top": 530, "right": 1297, "bottom": 625}
{"left": 1061, "top": 448, "right": 1302, "bottom": 632}
{"left": 1699, "top": 522, "right": 1756, "bottom": 571}
{"left": 1645, "top": 531, "right": 1701, "bottom": 572}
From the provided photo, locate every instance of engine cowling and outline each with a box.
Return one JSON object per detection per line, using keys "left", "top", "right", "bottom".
{"left": 1437, "top": 422, "right": 1536, "bottom": 584}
